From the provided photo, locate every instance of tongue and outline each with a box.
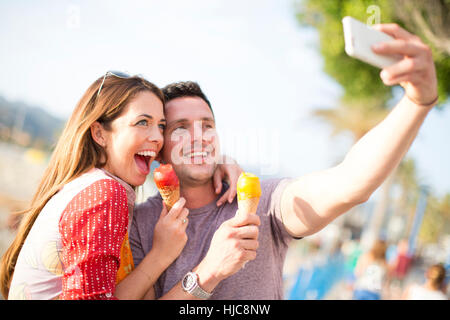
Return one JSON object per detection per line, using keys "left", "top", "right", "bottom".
{"left": 135, "top": 155, "right": 150, "bottom": 175}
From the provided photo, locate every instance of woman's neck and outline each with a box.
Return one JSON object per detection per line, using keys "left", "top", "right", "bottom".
{"left": 424, "top": 281, "right": 440, "bottom": 291}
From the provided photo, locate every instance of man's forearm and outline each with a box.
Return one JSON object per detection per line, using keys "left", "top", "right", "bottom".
{"left": 339, "top": 95, "right": 432, "bottom": 201}
{"left": 153, "top": 213, "right": 259, "bottom": 300}
{"left": 156, "top": 263, "right": 220, "bottom": 300}
{"left": 280, "top": 95, "right": 434, "bottom": 238}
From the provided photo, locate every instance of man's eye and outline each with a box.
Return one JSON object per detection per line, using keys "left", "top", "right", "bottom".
{"left": 173, "top": 126, "right": 187, "bottom": 132}
{"left": 158, "top": 123, "right": 166, "bottom": 131}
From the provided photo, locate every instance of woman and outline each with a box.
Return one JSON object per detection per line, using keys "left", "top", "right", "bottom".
{"left": 352, "top": 239, "right": 389, "bottom": 300}
{"left": 402, "top": 264, "right": 448, "bottom": 300}
{"left": 0, "top": 72, "right": 240, "bottom": 299}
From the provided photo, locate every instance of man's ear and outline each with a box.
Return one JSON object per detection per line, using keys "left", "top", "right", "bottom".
{"left": 90, "top": 121, "right": 106, "bottom": 147}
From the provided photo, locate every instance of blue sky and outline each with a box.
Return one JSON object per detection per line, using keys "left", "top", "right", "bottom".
{"left": 1, "top": 0, "right": 449, "bottom": 197}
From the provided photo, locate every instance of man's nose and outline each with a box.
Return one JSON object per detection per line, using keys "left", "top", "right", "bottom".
{"left": 191, "top": 120, "right": 204, "bottom": 143}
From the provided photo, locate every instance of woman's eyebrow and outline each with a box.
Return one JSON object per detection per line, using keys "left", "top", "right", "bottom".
{"left": 137, "top": 114, "right": 166, "bottom": 122}
{"left": 137, "top": 114, "right": 153, "bottom": 119}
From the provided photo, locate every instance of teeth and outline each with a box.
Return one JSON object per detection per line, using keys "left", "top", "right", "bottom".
{"left": 137, "top": 150, "right": 156, "bottom": 157}
{"left": 189, "top": 152, "right": 207, "bottom": 157}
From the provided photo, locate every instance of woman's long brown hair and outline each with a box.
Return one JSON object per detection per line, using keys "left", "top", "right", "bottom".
{"left": 0, "top": 74, "right": 163, "bottom": 299}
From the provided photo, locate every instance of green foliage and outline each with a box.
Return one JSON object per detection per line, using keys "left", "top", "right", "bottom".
{"left": 435, "top": 57, "right": 450, "bottom": 104}
{"left": 296, "top": 0, "right": 450, "bottom": 243}
{"left": 296, "top": 0, "right": 450, "bottom": 105}
{"left": 420, "top": 193, "right": 450, "bottom": 243}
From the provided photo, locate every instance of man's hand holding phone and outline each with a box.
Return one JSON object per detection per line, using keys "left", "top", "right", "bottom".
{"left": 371, "top": 23, "right": 438, "bottom": 107}
{"left": 343, "top": 17, "right": 438, "bottom": 108}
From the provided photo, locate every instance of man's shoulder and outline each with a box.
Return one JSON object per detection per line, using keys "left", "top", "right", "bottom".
{"left": 260, "top": 177, "right": 292, "bottom": 198}
{"left": 260, "top": 177, "right": 284, "bottom": 189}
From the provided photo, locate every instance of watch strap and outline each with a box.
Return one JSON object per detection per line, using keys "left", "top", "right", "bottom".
{"left": 191, "top": 284, "right": 212, "bottom": 299}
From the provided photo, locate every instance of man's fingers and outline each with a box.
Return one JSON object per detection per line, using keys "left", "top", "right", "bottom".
{"left": 231, "top": 212, "right": 260, "bottom": 227}
{"left": 216, "top": 186, "right": 237, "bottom": 206}
{"left": 242, "top": 249, "right": 257, "bottom": 262}
{"left": 240, "top": 239, "right": 259, "bottom": 251}
{"left": 372, "top": 39, "right": 422, "bottom": 57}
{"left": 372, "top": 23, "right": 415, "bottom": 40}
{"left": 213, "top": 168, "right": 223, "bottom": 195}
{"left": 216, "top": 189, "right": 229, "bottom": 207}
{"left": 234, "top": 225, "right": 259, "bottom": 240}
{"left": 380, "top": 57, "right": 424, "bottom": 80}
{"left": 227, "top": 184, "right": 237, "bottom": 204}
{"left": 381, "top": 71, "right": 420, "bottom": 86}
{"left": 239, "top": 242, "right": 258, "bottom": 267}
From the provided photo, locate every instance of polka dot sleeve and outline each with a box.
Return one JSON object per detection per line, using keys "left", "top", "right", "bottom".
{"left": 59, "top": 179, "right": 129, "bottom": 300}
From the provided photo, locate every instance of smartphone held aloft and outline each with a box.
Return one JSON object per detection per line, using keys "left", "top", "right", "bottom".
{"left": 342, "top": 16, "right": 402, "bottom": 69}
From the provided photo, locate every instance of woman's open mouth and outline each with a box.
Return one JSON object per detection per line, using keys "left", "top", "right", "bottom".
{"left": 134, "top": 150, "right": 156, "bottom": 175}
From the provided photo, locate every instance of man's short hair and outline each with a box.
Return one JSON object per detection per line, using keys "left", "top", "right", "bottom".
{"left": 162, "top": 81, "right": 214, "bottom": 117}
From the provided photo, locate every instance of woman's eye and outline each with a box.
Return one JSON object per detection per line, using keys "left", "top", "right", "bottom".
{"left": 136, "top": 119, "right": 148, "bottom": 126}
{"left": 158, "top": 123, "right": 166, "bottom": 131}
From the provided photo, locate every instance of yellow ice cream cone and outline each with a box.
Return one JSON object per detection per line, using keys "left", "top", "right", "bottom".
{"left": 236, "top": 172, "right": 261, "bottom": 216}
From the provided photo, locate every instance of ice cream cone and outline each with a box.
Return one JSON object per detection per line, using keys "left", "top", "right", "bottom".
{"left": 236, "top": 172, "right": 261, "bottom": 216}
{"left": 238, "top": 197, "right": 260, "bottom": 215}
{"left": 158, "top": 185, "right": 180, "bottom": 211}
{"left": 154, "top": 164, "right": 180, "bottom": 211}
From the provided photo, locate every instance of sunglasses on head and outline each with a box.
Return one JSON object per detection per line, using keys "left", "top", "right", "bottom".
{"left": 96, "top": 70, "right": 132, "bottom": 98}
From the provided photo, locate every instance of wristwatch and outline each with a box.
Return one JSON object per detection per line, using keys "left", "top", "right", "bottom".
{"left": 181, "top": 271, "right": 212, "bottom": 299}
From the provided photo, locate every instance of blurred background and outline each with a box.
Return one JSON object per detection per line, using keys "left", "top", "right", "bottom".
{"left": 0, "top": 0, "right": 449, "bottom": 300}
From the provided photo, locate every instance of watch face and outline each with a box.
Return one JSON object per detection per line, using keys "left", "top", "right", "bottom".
{"left": 182, "top": 273, "right": 196, "bottom": 291}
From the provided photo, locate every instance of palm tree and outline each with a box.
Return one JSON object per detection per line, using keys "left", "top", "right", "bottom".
{"left": 419, "top": 193, "right": 450, "bottom": 244}
{"left": 296, "top": 0, "right": 448, "bottom": 249}
{"left": 312, "top": 98, "right": 388, "bottom": 142}
{"left": 394, "top": 0, "right": 450, "bottom": 56}
{"left": 391, "top": 158, "right": 420, "bottom": 240}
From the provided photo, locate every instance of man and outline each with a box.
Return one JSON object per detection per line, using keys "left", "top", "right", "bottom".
{"left": 130, "top": 24, "right": 438, "bottom": 299}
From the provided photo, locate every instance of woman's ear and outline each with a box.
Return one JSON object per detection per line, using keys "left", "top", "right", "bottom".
{"left": 90, "top": 121, "right": 106, "bottom": 147}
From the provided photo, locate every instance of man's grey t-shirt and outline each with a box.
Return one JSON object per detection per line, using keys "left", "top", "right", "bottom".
{"left": 130, "top": 178, "right": 297, "bottom": 299}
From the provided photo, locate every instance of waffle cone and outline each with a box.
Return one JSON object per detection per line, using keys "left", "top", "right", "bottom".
{"left": 158, "top": 186, "right": 180, "bottom": 211}
{"left": 237, "top": 197, "right": 260, "bottom": 216}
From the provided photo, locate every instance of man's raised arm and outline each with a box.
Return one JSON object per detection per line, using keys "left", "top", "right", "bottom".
{"left": 280, "top": 24, "right": 438, "bottom": 238}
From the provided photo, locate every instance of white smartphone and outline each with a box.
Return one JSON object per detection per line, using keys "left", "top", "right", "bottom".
{"left": 342, "top": 16, "right": 402, "bottom": 69}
